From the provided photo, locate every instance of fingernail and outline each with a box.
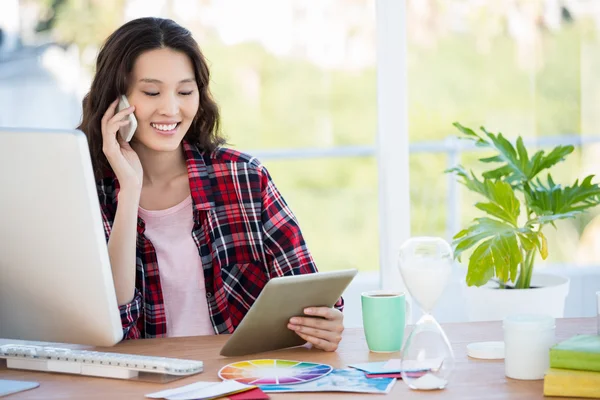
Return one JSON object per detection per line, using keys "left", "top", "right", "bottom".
{"left": 288, "top": 324, "right": 296, "bottom": 330}
{"left": 290, "top": 318, "right": 299, "bottom": 324}
{"left": 304, "top": 308, "right": 313, "bottom": 314}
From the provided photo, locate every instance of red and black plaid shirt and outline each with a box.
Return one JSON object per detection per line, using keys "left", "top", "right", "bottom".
{"left": 98, "top": 141, "right": 343, "bottom": 339}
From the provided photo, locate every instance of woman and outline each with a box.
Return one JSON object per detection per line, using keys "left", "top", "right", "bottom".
{"left": 78, "top": 17, "right": 344, "bottom": 351}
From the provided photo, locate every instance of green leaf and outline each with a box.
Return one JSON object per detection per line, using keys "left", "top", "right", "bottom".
{"left": 527, "top": 211, "right": 581, "bottom": 226}
{"left": 465, "top": 240, "right": 496, "bottom": 286}
{"left": 528, "top": 150, "right": 546, "bottom": 178}
{"left": 517, "top": 229, "right": 548, "bottom": 261}
{"left": 480, "top": 128, "right": 528, "bottom": 182}
{"left": 452, "top": 217, "right": 521, "bottom": 285}
{"left": 455, "top": 123, "right": 529, "bottom": 183}
{"left": 527, "top": 174, "right": 600, "bottom": 220}
{"left": 453, "top": 217, "right": 514, "bottom": 258}
{"left": 475, "top": 202, "right": 515, "bottom": 225}
{"left": 444, "top": 165, "right": 468, "bottom": 178}
{"left": 516, "top": 137, "right": 529, "bottom": 172}
{"left": 517, "top": 228, "right": 539, "bottom": 252}
{"left": 452, "top": 122, "right": 479, "bottom": 139}
{"left": 446, "top": 168, "right": 489, "bottom": 199}
{"left": 482, "top": 165, "right": 514, "bottom": 180}
{"left": 528, "top": 146, "right": 574, "bottom": 178}
{"left": 453, "top": 228, "right": 494, "bottom": 261}
{"left": 480, "top": 155, "right": 503, "bottom": 163}
{"left": 451, "top": 123, "right": 575, "bottom": 186}
{"left": 538, "top": 231, "right": 548, "bottom": 259}
{"left": 481, "top": 180, "right": 520, "bottom": 225}
{"left": 466, "top": 233, "right": 522, "bottom": 286}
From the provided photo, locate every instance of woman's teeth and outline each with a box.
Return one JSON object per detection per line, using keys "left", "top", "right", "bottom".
{"left": 151, "top": 123, "right": 178, "bottom": 131}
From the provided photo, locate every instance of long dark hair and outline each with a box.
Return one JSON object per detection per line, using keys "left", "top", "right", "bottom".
{"left": 78, "top": 17, "right": 225, "bottom": 179}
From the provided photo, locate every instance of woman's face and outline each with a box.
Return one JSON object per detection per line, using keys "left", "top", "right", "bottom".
{"left": 126, "top": 47, "right": 199, "bottom": 152}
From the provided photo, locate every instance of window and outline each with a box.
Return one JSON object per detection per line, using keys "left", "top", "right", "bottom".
{"left": 406, "top": 0, "right": 600, "bottom": 269}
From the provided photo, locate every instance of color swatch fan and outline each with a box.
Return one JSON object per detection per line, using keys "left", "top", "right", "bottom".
{"left": 219, "top": 359, "right": 332, "bottom": 386}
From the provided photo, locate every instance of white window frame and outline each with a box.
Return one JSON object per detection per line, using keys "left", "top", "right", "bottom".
{"left": 375, "top": 0, "right": 411, "bottom": 306}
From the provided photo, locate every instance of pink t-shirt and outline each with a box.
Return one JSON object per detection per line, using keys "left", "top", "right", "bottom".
{"left": 138, "top": 196, "right": 215, "bottom": 337}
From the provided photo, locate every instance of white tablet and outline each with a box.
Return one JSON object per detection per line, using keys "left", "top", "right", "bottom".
{"left": 219, "top": 269, "right": 358, "bottom": 357}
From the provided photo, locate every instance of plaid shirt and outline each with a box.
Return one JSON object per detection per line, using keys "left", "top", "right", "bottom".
{"left": 98, "top": 141, "right": 343, "bottom": 339}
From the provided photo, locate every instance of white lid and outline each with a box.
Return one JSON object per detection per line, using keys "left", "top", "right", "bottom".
{"left": 467, "top": 341, "right": 505, "bottom": 360}
{"left": 503, "top": 314, "right": 555, "bottom": 331}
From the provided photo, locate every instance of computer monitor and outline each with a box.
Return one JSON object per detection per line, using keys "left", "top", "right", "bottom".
{"left": 0, "top": 128, "right": 123, "bottom": 346}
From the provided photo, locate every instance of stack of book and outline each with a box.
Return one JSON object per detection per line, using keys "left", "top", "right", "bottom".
{"left": 544, "top": 335, "right": 600, "bottom": 398}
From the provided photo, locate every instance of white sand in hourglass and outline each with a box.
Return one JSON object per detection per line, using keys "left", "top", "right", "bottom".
{"left": 398, "top": 237, "right": 456, "bottom": 391}
{"left": 400, "top": 259, "right": 451, "bottom": 312}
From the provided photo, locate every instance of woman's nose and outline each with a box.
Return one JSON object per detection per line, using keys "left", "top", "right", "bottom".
{"left": 159, "top": 94, "right": 179, "bottom": 116}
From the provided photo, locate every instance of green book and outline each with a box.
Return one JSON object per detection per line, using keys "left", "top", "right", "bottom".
{"left": 550, "top": 335, "right": 600, "bottom": 372}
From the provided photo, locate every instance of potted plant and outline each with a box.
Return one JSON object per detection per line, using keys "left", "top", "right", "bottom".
{"left": 447, "top": 122, "right": 600, "bottom": 321}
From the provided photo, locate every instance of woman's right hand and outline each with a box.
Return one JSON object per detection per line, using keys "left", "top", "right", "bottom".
{"left": 101, "top": 98, "right": 143, "bottom": 191}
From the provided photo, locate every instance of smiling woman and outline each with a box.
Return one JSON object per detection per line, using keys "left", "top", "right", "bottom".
{"left": 78, "top": 18, "right": 222, "bottom": 180}
{"left": 74, "top": 17, "right": 346, "bottom": 351}
{"left": 127, "top": 49, "right": 199, "bottom": 151}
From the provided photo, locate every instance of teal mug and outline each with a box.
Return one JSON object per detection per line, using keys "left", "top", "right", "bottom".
{"left": 361, "top": 290, "right": 406, "bottom": 352}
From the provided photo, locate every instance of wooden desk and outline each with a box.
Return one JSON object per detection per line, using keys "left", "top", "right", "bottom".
{"left": 1, "top": 318, "right": 596, "bottom": 399}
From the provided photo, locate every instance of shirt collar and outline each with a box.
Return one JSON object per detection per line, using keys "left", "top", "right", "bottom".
{"left": 182, "top": 140, "right": 215, "bottom": 211}
{"left": 106, "top": 141, "right": 214, "bottom": 211}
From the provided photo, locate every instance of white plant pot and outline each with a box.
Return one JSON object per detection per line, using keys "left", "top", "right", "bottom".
{"left": 464, "top": 273, "right": 570, "bottom": 322}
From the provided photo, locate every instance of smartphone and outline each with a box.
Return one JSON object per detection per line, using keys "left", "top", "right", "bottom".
{"left": 116, "top": 95, "right": 137, "bottom": 142}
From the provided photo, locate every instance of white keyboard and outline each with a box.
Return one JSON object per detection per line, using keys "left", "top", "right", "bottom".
{"left": 0, "top": 344, "right": 203, "bottom": 380}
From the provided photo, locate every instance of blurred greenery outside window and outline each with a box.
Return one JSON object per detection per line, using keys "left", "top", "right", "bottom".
{"left": 25, "top": 0, "right": 600, "bottom": 271}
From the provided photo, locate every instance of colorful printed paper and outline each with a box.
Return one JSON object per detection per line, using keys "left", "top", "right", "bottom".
{"left": 383, "top": 359, "right": 401, "bottom": 370}
{"left": 349, "top": 361, "right": 399, "bottom": 374}
{"left": 227, "top": 387, "right": 269, "bottom": 400}
{"left": 350, "top": 358, "right": 442, "bottom": 374}
{"left": 219, "top": 359, "right": 332, "bottom": 386}
{"left": 146, "top": 380, "right": 254, "bottom": 400}
{"left": 259, "top": 368, "right": 396, "bottom": 394}
{"left": 365, "top": 371, "right": 427, "bottom": 379}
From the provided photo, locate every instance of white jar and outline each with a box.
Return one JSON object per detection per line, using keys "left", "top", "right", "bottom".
{"left": 503, "top": 314, "right": 556, "bottom": 380}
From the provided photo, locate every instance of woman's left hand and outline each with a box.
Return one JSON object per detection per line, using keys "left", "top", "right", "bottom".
{"left": 288, "top": 307, "right": 344, "bottom": 352}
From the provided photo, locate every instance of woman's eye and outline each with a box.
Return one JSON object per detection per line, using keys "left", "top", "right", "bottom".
{"left": 143, "top": 91, "right": 159, "bottom": 97}
{"left": 180, "top": 91, "right": 194, "bottom": 96}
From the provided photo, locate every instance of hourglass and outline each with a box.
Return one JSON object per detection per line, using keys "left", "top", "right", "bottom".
{"left": 397, "top": 237, "right": 455, "bottom": 390}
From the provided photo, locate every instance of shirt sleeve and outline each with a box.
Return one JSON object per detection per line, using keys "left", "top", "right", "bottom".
{"left": 259, "top": 165, "right": 343, "bottom": 312}
{"left": 119, "top": 289, "right": 143, "bottom": 340}
{"left": 100, "top": 206, "right": 112, "bottom": 243}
